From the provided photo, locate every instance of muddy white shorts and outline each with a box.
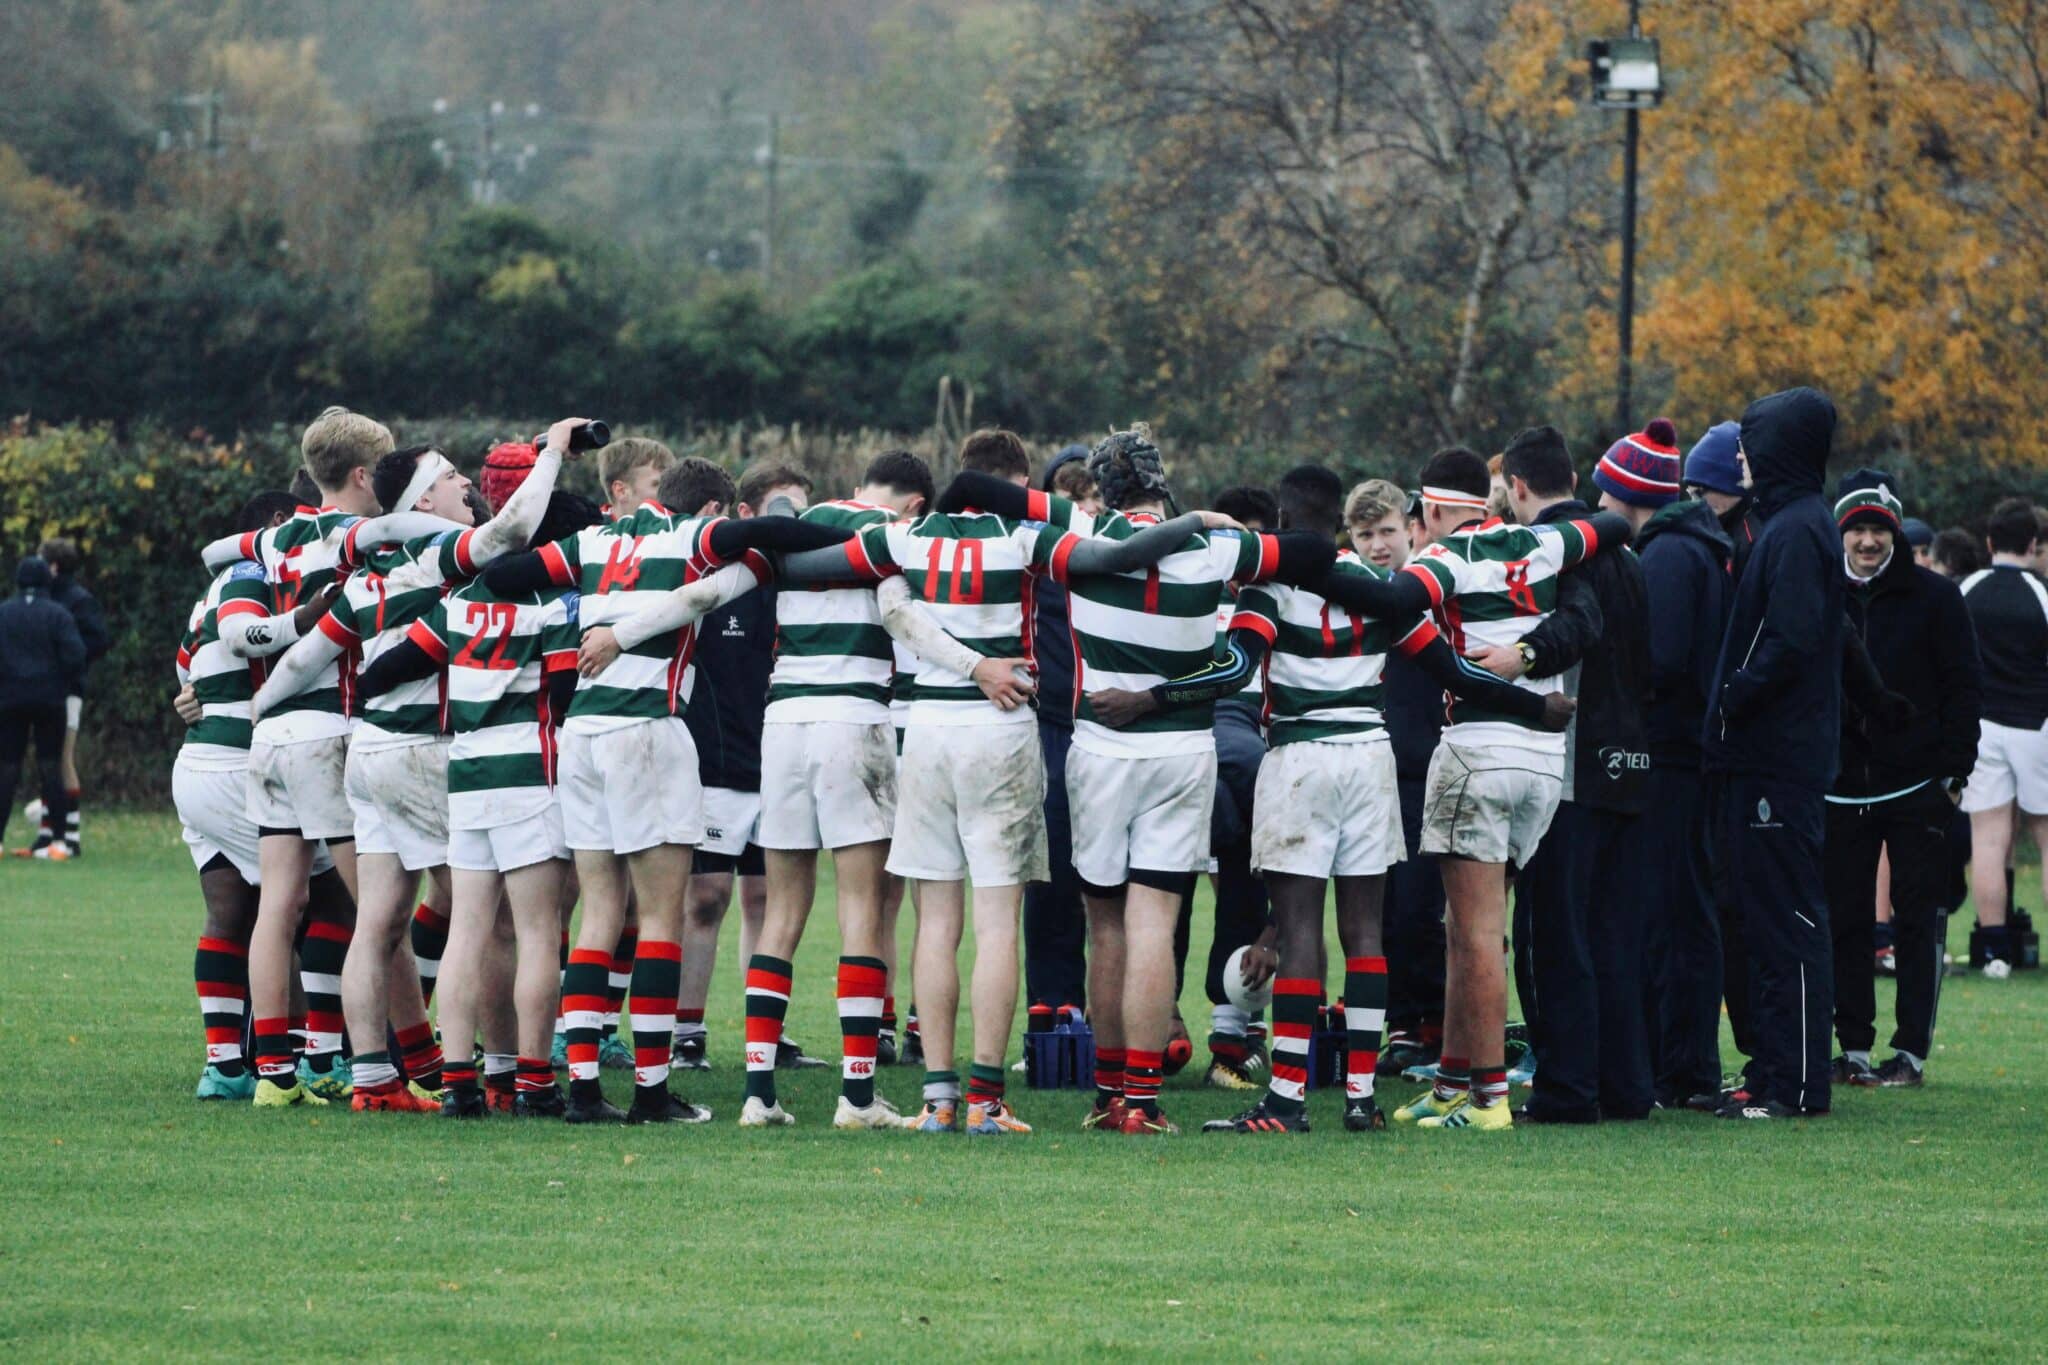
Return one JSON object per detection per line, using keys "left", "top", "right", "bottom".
{"left": 1959, "top": 719, "right": 2048, "bottom": 815}
{"left": 1066, "top": 743, "right": 1216, "bottom": 888}
{"left": 345, "top": 738, "right": 450, "bottom": 871}
{"left": 176, "top": 755, "right": 332, "bottom": 885}
{"left": 888, "top": 722, "right": 1047, "bottom": 886}
{"left": 447, "top": 804, "right": 568, "bottom": 873}
{"left": 558, "top": 718, "right": 705, "bottom": 855}
{"left": 758, "top": 720, "right": 897, "bottom": 851}
{"left": 1418, "top": 739, "right": 1563, "bottom": 867}
{"left": 700, "top": 786, "right": 763, "bottom": 858}
{"left": 1252, "top": 738, "right": 1405, "bottom": 879}
{"left": 245, "top": 734, "right": 354, "bottom": 841}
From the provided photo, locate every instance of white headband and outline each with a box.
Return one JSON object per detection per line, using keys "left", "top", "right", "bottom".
{"left": 397, "top": 450, "right": 454, "bottom": 513}
{"left": 1421, "top": 485, "right": 1490, "bottom": 510}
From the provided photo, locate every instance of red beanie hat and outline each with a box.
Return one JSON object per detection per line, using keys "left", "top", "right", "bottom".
{"left": 479, "top": 441, "right": 538, "bottom": 514}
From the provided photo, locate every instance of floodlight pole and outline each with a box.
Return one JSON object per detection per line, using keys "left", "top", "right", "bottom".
{"left": 1615, "top": 0, "right": 1645, "bottom": 434}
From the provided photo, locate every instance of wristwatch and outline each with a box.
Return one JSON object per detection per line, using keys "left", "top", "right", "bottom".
{"left": 1515, "top": 641, "right": 1537, "bottom": 671}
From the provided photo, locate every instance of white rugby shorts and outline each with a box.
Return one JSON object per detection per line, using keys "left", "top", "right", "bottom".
{"left": 700, "top": 786, "right": 763, "bottom": 858}
{"left": 345, "top": 738, "right": 450, "bottom": 871}
{"left": 887, "top": 722, "right": 1047, "bottom": 886}
{"left": 758, "top": 720, "right": 897, "bottom": 851}
{"left": 175, "top": 753, "right": 332, "bottom": 885}
{"left": 1251, "top": 738, "right": 1405, "bottom": 879}
{"left": 558, "top": 718, "right": 705, "bottom": 855}
{"left": 1959, "top": 719, "right": 2048, "bottom": 815}
{"left": 447, "top": 803, "right": 568, "bottom": 873}
{"left": 245, "top": 734, "right": 353, "bottom": 841}
{"left": 1418, "top": 739, "right": 1564, "bottom": 867}
{"left": 1066, "top": 743, "right": 1216, "bottom": 888}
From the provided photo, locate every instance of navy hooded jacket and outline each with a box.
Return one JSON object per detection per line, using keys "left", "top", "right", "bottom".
{"left": 0, "top": 557, "right": 87, "bottom": 711}
{"left": 1701, "top": 387, "right": 1845, "bottom": 790}
{"left": 1636, "top": 498, "right": 1733, "bottom": 768}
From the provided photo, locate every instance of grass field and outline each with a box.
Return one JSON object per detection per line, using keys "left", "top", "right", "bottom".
{"left": 3, "top": 811, "right": 2046, "bottom": 1360}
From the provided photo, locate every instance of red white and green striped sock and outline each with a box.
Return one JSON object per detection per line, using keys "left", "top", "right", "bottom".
{"left": 1094, "top": 1046, "right": 1126, "bottom": 1105}
{"left": 1472, "top": 1062, "right": 1508, "bottom": 1109}
{"left": 560, "top": 948, "right": 611, "bottom": 1082}
{"left": 744, "top": 955, "right": 792, "bottom": 1104}
{"left": 922, "top": 1069, "right": 960, "bottom": 1105}
{"left": 252, "top": 1016, "right": 295, "bottom": 1087}
{"left": 483, "top": 1054, "right": 516, "bottom": 1104}
{"left": 352, "top": 1049, "right": 402, "bottom": 1094}
{"left": 967, "top": 1062, "right": 1004, "bottom": 1109}
{"left": 1343, "top": 956, "right": 1387, "bottom": 1101}
{"left": 1124, "top": 1049, "right": 1164, "bottom": 1115}
{"left": 1433, "top": 1055, "right": 1471, "bottom": 1104}
{"left": 299, "top": 915, "right": 351, "bottom": 1069}
{"left": 605, "top": 928, "right": 638, "bottom": 1044}
{"left": 838, "top": 955, "right": 886, "bottom": 1108}
{"left": 194, "top": 936, "right": 249, "bottom": 1075}
{"left": 409, "top": 902, "right": 448, "bottom": 1004}
{"left": 395, "top": 1020, "right": 443, "bottom": 1091}
{"left": 516, "top": 1056, "right": 554, "bottom": 1095}
{"left": 443, "top": 1058, "right": 479, "bottom": 1092}
{"left": 1266, "top": 977, "right": 1319, "bottom": 1117}
{"left": 630, "top": 939, "right": 682, "bottom": 1092}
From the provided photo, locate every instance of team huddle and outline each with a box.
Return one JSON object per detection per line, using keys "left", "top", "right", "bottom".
{"left": 175, "top": 406, "right": 1629, "bottom": 1134}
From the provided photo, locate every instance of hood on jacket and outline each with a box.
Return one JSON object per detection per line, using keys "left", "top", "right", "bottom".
{"left": 15, "top": 555, "right": 51, "bottom": 591}
{"left": 1042, "top": 443, "right": 1090, "bottom": 492}
{"left": 1637, "top": 496, "right": 1733, "bottom": 556}
{"left": 1738, "top": 386, "right": 1836, "bottom": 512}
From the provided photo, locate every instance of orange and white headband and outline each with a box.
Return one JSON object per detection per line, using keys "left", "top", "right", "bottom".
{"left": 1421, "top": 485, "right": 1489, "bottom": 510}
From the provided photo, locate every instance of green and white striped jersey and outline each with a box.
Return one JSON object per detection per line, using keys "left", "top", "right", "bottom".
{"left": 1215, "top": 590, "right": 1264, "bottom": 707}
{"left": 765, "top": 501, "right": 900, "bottom": 725}
{"left": 407, "top": 579, "right": 580, "bottom": 831}
{"left": 1064, "top": 508, "right": 1281, "bottom": 758}
{"left": 223, "top": 506, "right": 368, "bottom": 744}
{"left": 1399, "top": 516, "right": 1600, "bottom": 753}
{"left": 850, "top": 509, "right": 1080, "bottom": 727}
{"left": 1232, "top": 551, "right": 1435, "bottom": 747}
{"left": 318, "top": 530, "right": 480, "bottom": 749}
{"left": 535, "top": 503, "right": 766, "bottom": 733}
{"left": 175, "top": 564, "right": 268, "bottom": 769}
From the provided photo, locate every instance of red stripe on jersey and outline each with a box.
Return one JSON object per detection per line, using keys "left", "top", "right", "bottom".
{"left": 453, "top": 528, "right": 479, "bottom": 577}
{"left": 1401, "top": 561, "right": 1445, "bottom": 607}
{"left": 537, "top": 540, "right": 574, "bottom": 586}
{"left": 217, "top": 599, "right": 268, "bottom": 622}
{"left": 843, "top": 532, "right": 886, "bottom": 581}
{"left": 1570, "top": 517, "right": 1601, "bottom": 554}
{"left": 407, "top": 618, "right": 449, "bottom": 664}
{"left": 317, "top": 612, "right": 359, "bottom": 648}
{"left": 1228, "top": 611, "right": 1278, "bottom": 645}
{"left": 694, "top": 517, "right": 729, "bottom": 569}
{"left": 741, "top": 547, "right": 774, "bottom": 586}
{"left": 1048, "top": 532, "right": 1081, "bottom": 586}
{"left": 543, "top": 649, "right": 577, "bottom": 674}
{"left": 1394, "top": 617, "right": 1440, "bottom": 657}
{"left": 1255, "top": 532, "right": 1281, "bottom": 582}
{"left": 237, "top": 531, "right": 259, "bottom": 562}
{"left": 1025, "top": 488, "right": 1052, "bottom": 522}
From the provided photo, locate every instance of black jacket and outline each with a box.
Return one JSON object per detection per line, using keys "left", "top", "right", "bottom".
{"left": 1383, "top": 648, "right": 1444, "bottom": 783}
{"left": 1521, "top": 498, "right": 1650, "bottom": 814}
{"left": 1029, "top": 445, "right": 1090, "bottom": 731}
{"left": 683, "top": 583, "right": 776, "bottom": 793}
{"left": 1702, "top": 387, "right": 1846, "bottom": 790}
{"left": 1636, "top": 499, "right": 1733, "bottom": 768}
{"left": 1835, "top": 545, "right": 1982, "bottom": 798}
{"left": 45, "top": 574, "right": 108, "bottom": 691}
{"left": 0, "top": 558, "right": 87, "bottom": 710}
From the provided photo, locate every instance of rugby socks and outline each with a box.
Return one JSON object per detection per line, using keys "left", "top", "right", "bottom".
{"left": 299, "top": 914, "right": 352, "bottom": 1072}
{"left": 838, "top": 956, "right": 886, "bottom": 1108}
{"left": 882, "top": 993, "right": 898, "bottom": 1035}
{"left": 1266, "top": 977, "right": 1318, "bottom": 1118}
{"left": 1472, "top": 1062, "right": 1508, "bottom": 1109}
{"left": 252, "top": 1017, "right": 295, "bottom": 1088}
{"left": 396, "top": 1021, "right": 443, "bottom": 1092}
{"left": 443, "top": 1058, "right": 479, "bottom": 1094}
{"left": 1094, "top": 1047, "right": 1127, "bottom": 1105}
{"left": 352, "top": 1050, "right": 402, "bottom": 1095}
{"left": 194, "top": 937, "right": 249, "bottom": 1076}
{"left": 63, "top": 787, "right": 81, "bottom": 855}
{"left": 1209, "top": 1002, "right": 1251, "bottom": 1068}
{"left": 674, "top": 1007, "right": 706, "bottom": 1047}
{"left": 967, "top": 1062, "right": 1004, "bottom": 1110}
{"left": 1433, "top": 1055, "right": 1472, "bottom": 1105}
{"left": 1343, "top": 957, "right": 1387, "bottom": 1102}
{"left": 516, "top": 1056, "right": 554, "bottom": 1095}
{"left": 605, "top": 928, "right": 638, "bottom": 1044}
{"left": 483, "top": 1053, "right": 517, "bottom": 1106}
{"left": 922, "top": 1070, "right": 960, "bottom": 1106}
{"left": 410, "top": 903, "right": 449, "bottom": 1004}
{"left": 560, "top": 948, "right": 611, "bottom": 1083}
{"left": 1124, "top": 1049, "right": 1164, "bottom": 1116}
{"left": 744, "top": 955, "right": 793, "bottom": 1103}
{"left": 630, "top": 939, "right": 681, "bottom": 1094}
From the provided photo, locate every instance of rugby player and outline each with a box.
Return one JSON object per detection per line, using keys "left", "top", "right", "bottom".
{"left": 250, "top": 422, "right": 583, "bottom": 1110}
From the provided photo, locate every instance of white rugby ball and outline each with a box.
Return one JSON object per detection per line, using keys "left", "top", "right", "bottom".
{"left": 1223, "top": 944, "right": 1273, "bottom": 1014}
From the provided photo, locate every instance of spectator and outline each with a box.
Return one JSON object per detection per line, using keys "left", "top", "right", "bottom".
{"left": 1347, "top": 478, "right": 1445, "bottom": 1073}
{"left": 1702, "top": 387, "right": 1844, "bottom": 1119}
{"left": 1022, "top": 443, "right": 1094, "bottom": 1014}
{"left": 1825, "top": 475, "right": 1980, "bottom": 1087}
{"left": 1051, "top": 461, "right": 1103, "bottom": 518}
{"left": 1, "top": 556, "right": 85, "bottom": 858}
{"left": 1636, "top": 463, "right": 1737, "bottom": 1110}
{"left": 1930, "top": 528, "right": 1987, "bottom": 580}
{"left": 1955, "top": 497, "right": 2048, "bottom": 978}
{"left": 32, "top": 538, "right": 106, "bottom": 858}
{"left": 1903, "top": 517, "right": 1935, "bottom": 569}
{"left": 1501, "top": 423, "right": 1657, "bottom": 1123}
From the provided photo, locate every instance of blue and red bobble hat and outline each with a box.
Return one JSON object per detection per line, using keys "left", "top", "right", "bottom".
{"left": 1593, "top": 417, "right": 1682, "bottom": 508}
